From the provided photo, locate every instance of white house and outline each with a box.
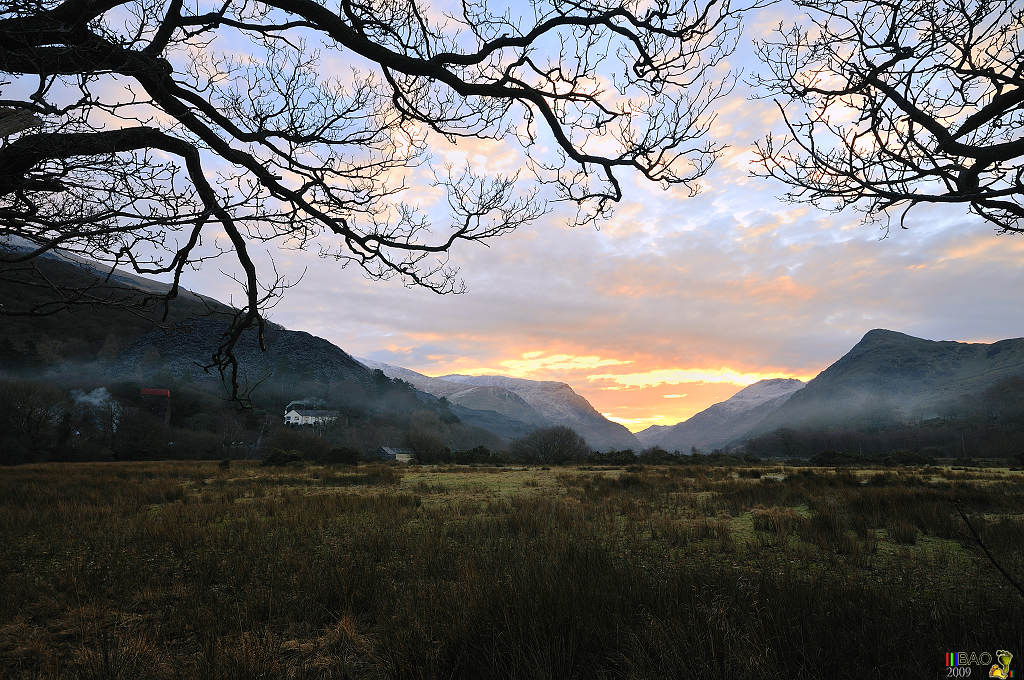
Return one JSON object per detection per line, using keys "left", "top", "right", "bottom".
{"left": 284, "top": 409, "right": 340, "bottom": 425}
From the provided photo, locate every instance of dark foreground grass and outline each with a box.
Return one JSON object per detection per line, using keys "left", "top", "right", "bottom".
{"left": 1, "top": 462, "right": 1022, "bottom": 679}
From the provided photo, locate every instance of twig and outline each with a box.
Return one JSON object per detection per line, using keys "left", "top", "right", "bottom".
{"left": 955, "top": 501, "right": 1024, "bottom": 600}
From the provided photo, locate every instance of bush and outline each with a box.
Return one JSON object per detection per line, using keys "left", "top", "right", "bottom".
{"left": 752, "top": 506, "right": 808, "bottom": 540}
{"left": 321, "top": 447, "right": 361, "bottom": 466}
{"left": 512, "top": 426, "right": 591, "bottom": 464}
{"left": 637, "top": 447, "right": 681, "bottom": 464}
{"left": 587, "top": 449, "right": 638, "bottom": 465}
{"left": 450, "top": 446, "right": 499, "bottom": 465}
{"left": 264, "top": 427, "right": 329, "bottom": 460}
{"left": 261, "top": 449, "right": 303, "bottom": 467}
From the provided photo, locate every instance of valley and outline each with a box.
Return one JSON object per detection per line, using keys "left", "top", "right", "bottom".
{"left": 4, "top": 254, "right": 1024, "bottom": 467}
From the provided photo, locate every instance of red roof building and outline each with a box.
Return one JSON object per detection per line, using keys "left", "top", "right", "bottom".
{"left": 141, "top": 388, "right": 170, "bottom": 398}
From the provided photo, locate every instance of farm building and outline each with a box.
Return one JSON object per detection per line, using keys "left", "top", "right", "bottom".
{"left": 285, "top": 399, "right": 326, "bottom": 412}
{"left": 140, "top": 387, "right": 171, "bottom": 424}
{"left": 376, "top": 446, "right": 414, "bottom": 463}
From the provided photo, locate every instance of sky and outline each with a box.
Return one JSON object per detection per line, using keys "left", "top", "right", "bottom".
{"left": 175, "top": 1, "right": 1024, "bottom": 432}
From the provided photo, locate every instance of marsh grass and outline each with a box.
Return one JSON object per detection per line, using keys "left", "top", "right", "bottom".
{"left": 751, "top": 505, "right": 809, "bottom": 542}
{"left": 1, "top": 462, "right": 1022, "bottom": 678}
{"left": 887, "top": 518, "right": 919, "bottom": 545}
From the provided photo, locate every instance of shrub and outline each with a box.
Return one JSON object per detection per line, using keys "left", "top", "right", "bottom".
{"left": 322, "top": 447, "right": 360, "bottom": 466}
{"left": 261, "top": 449, "right": 303, "bottom": 467}
{"left": 263, "top": 427, "right": 329, "bottom": 460}
{"left": 752, "top": 506, "right": 808, "bottom": 540}
{"left": 511, "top": 426, "right": 591, "bottom": 464}
{"left": 798, "top": 499, "right": 850, "bottom": 548}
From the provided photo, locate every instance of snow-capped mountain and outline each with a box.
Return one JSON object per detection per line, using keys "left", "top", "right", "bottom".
{"left": 636, "top": 378, "right": 805, "bottom": 452}
{"left": 360, "top": 359, "right": 640, "bottom": 451}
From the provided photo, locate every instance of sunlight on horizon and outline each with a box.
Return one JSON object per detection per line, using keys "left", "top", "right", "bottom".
{"left": 392, "top": 351, "right": 818, "bottom": 431}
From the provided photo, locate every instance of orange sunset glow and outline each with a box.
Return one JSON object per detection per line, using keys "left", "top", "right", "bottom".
{"left": 408, "top": 351, "right": 819, "bottom": 431}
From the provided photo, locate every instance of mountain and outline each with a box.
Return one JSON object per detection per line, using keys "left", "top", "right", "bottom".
{"left": 441, "top": 374, "right": 640, "bottom": 451}
{"left": 116, "top": 321, "right": 550, "bottom": 443}
{"left": 445, "top": 403, "right": 537, "bottom": 441}
{"left": 751, "top": 329, "right": 1024, "bottom": 435}
{"left": 634, "top": 424, "right": 671, "bottom": 447}
{"left": 117, "top": 318, "right": 372, "bottom": 388}
{"left": 0, "top": 241, "right": 235, "bottom": 365}
{"left": 0, "top": 242, "right": 372, "bottom": 391}
{"left": 0, "top": 250, "right": 542, "bottom": 448}
{"left": 636, "top": 378, "right": 805, "bottom": 452}
{"left": 644, "top": 330, "right": 1024, "bottom": 456}
{"left": 361, "top": 359, "right": 640, "bottom": 451}
{"left": 359, "top": 359, "right": 549, "bottom": 425}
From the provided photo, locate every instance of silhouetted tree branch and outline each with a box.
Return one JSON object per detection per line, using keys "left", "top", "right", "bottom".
{"left": 955, "top": 501, "right": 1024, "bottom": 601}
{"left": 0, "top": 0, "right": 765, "bottom": 395}
{"left": 751, "top": 0, "right": 1024, "bottom": 233}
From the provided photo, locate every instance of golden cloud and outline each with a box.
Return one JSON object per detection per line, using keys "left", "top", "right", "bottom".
{"left": 587, "top": 367, "right": 814, "bottom": 389}
{"left": 457, "top": 352, "right": 634, "bottom": 377}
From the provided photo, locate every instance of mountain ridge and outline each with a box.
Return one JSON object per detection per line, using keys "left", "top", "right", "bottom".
{"left": 750, "top": 329, "right": 1024, "bottom": 436}
{"left": 6, "top": 249, "right": 1023, "bottom": 457}
{"left": 360, "top": 359, "right": 640, "bottom": 451}
{"left": 636, "top": 378, "right": 805, "bottom": 452}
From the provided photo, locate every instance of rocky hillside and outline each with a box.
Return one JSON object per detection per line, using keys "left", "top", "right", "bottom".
{"left": 118, "top": 318, "right": 371, "bottom": 389}
{"left": 443, "top": 374, "right": 640, "bottom": 451}
{"left": 634, "top": 424, "right": 671, "bottom": 447}
{"left": 636, "top": 378, "right": 805, "bottom": 452}
{"left": 360, "top": 360, "right": 549, "bottom": 425}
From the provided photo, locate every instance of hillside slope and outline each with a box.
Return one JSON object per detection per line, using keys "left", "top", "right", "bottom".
{"left": 752, "top": 329, "right": 1024, "bottom": 434}
{"left": 0, "top": 253, "right": 537, "bottom": 447}
{"left": 118, "top": 318, "right": 371, "bottom": 389}
{"left": 0, "top": 246, "right": 234, "bottom": 365}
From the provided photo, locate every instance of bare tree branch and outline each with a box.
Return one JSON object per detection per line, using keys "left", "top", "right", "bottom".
{"left": 0, "top": 0, "right": 766, "bottom": 395}
{"left": 751, "top": 0, "right": 1024, "bottom": 233}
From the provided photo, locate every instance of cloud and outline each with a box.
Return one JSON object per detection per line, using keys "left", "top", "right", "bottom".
{"left": 587, "top": 367, "right": 814, "bottom": 389}
{"left": 456, "top": 352, "right": 633, "bottom": 377}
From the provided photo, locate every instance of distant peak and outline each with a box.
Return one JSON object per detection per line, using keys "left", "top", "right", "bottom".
{"left": 730, "top": 378, "right": 805, "bottom": 401}
{"left": 751, "top": 377, "right": 804, "bottom": 386}
{"left": 859, "top": 328, "right": 918, "bottom": 343}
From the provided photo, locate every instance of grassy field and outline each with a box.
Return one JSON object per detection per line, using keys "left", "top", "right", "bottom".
{"left": 1, "top": 461, "right": 1022, "bottom": 679}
